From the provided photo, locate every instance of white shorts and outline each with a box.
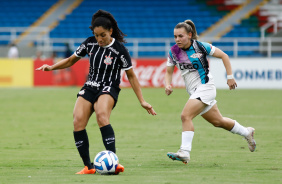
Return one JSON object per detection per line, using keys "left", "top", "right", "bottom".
{"left": 189, "top": 83, "right": 217, "bottom": 115}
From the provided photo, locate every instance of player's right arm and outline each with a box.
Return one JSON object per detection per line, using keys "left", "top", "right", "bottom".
{"left": 165, "top": 65, "right": 174, "bottom": 96}
{"left": 36, "top": 54, "right": 80, "bottom": 71}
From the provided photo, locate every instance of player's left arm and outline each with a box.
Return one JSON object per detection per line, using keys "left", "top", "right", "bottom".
{"left": 125, "top": 68, "right": 157, "bottom": 115}
{"left": 212, "top": 47, "right": 237, "bottom": 90}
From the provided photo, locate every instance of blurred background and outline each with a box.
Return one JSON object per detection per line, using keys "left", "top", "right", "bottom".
{"left": 0, "top": 0, "right": 281, "bottom": 88}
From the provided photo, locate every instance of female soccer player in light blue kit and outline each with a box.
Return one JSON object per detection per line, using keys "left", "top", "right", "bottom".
{"left": 165, "top": 20, "right": 256, "bottom": 164}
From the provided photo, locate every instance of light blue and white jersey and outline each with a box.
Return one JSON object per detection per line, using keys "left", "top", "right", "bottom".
{"left": 167, "top": 39, "right": 216, "bottom": 95}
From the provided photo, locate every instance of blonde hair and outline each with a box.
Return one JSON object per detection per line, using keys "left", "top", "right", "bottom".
{"left": 175, "top": 20, "right": 198, "bottom": 40}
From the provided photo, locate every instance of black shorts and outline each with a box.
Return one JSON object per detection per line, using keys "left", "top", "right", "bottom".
{"left": 77, "top": 85, "right": 121, "bottom": 108}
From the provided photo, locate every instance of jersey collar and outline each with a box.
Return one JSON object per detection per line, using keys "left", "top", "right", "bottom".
{"left": 102, "top": 38, "right": 115, "bottom": 48}
{"left": 182, "top": 39, "right": 194, "bottom": 51}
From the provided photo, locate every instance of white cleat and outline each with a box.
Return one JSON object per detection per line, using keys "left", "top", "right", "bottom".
{"left": 245, "top": 127, "right": 256, "bottom": 152}
{"left": 167, "top": 149, "right": 190, "bottom": 164}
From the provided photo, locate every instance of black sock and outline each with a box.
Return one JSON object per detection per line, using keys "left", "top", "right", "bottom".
{"left": 73, "top": 129, "right": 93, "bottom": 169}
{"left": 100, "top": 124, "right": 116, "bottom": 153}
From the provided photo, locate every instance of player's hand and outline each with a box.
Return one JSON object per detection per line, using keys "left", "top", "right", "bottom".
{"left": 141, "top": 101, "right": 157, "bottom": 116}
{"left": 165, "top": 85, "right": 173, "bottom": 96}
{"left": 35, "top": 64, "right": 52, "bottom": 71}
{"left": 227, "top": 79, "right": 237, "bottom": 90}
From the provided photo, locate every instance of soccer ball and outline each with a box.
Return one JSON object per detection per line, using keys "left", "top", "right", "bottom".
{"left": 94, "top": 150, "right": 119, "bottom": 175}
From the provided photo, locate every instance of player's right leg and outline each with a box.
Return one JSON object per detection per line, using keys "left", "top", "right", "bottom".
{"left": 167, "top": 99, "right": 206, "bottom": 164}
{"left": 167, "top": 149, "right": 190, "bottom": 164}
{"left": 73, "top": 97, "right": 95, "bottom": 174}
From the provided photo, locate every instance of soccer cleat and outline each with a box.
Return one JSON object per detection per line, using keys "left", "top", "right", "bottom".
{"left": 76, "top": 166, "right": 96, "bottom": 174}
{"left": 167, "top": 149, "right": 190, "bottom": 164}
{"left": 245, "top": 127, "right": 256, "bottom": 152}
{"left": 114, "top": 164, "right": 124, "bottom": 175}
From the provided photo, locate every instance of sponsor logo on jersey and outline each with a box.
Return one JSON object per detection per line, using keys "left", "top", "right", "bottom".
{"left": 78, "top": 89, "right": 85, "bottom": 95}
{"left": 190, "top": 53, "right": 203, "bottom": 58}
{"left": 108, "top": 46, "right": 119, "bottom": 55}
{"left": 85, "top": 81, "right": 100, "bottom": 87}
{"left": 76, "top": 44, "right": 86, "bottom": 55}
{"left": 121, "top": 55, "right": 128, "bottom": 67}
{"left": 178, "top": 63, "right": 195, "bottom": 70}
{"left": 87, "top": 42, "right": 98, "bottom": 46}
{"left": 104, "top": 55, "right": 113, "bottom": 65}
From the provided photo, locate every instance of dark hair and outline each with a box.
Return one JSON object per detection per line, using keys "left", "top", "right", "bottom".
{"left": 89, "top": 10, "right": 126, "bottom": 43}
{"left": 175, "top": 20, "right": 198, "bottom": 40}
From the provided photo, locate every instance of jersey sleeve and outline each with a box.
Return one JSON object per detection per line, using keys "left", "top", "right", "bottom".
{"left": 167, "top": 50, "right": 176, "bottom": 66}
{"left": 119, "top": 47, "right": 132, "bottom": 70}
{"left": 74, "top": 38, "right": 88, "bottom": 58}
{"left": 201, "top": 42, "right": 215, "bottom": 56}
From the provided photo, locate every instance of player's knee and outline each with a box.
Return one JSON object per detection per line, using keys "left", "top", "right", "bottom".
{"left": 181, "top": 113, "right": 193, "bottom": 123}
{"left": 73, "top": 114, "right": 86, "bottom": 131}
{"left": 96, "top": 111, "right": 109, "bottom": 126}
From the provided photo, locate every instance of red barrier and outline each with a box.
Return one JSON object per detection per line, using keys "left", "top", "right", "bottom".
{"left": 34, "top": 59, "right": 54, "bottom": 86}
{"left": 34, "top": 58, "right": 89, "bottom": 86}
{"left": 120, "top": 58, "right": 184, "bottom": 87}
{"left": 68, "top": 59, "right": 89, "bottom": 86}
{"left": 34, "top": 58, "right": 184, "bottom": 87}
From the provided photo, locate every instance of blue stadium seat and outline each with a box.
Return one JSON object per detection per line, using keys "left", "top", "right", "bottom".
{"left": 1, "top": 0, "right": 266, "bottom": 57}
{"left": 50, "top": 0, "right": 227, "bottom": 40}
{"left": 0, "top": 0, "right": 57, "bottom": 28}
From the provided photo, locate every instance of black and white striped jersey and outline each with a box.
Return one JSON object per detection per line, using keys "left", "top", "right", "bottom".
{"left": 74, "top": 36, "right": 132, "bottom": 89}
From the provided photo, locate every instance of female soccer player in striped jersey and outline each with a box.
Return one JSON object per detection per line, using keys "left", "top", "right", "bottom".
{"left": 36, "top": 9, "right": 156, "bottom": 174}
{"left": 165, "top": 20, "right": 256, "bottom": 164}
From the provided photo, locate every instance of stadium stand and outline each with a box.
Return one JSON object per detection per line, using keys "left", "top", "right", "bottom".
{"left": 205, "top": 0, "right": 282, "bottom": 57}
{"left": 0, "top": 0, "right": 57, "bottom": 45}
{"left": 0, "top": 0, "right": 281, "bottom": 57}
{"left": 260, "top": 0, "right": 282, "bottom": 33}
{"left": 50, "top": 0, "right": 225, "bottom": 39}
{"left": 49, "top": 0, "right": 228, "bottom": 57}
{"left": 258, "top": 0, "right": 282, "bottom": 57}
{"left": 0, "top": 1, "right": 57, "bottom": 27}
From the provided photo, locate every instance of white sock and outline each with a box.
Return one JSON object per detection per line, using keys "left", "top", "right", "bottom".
{"left": 180, "top": 131, "right": 194, "bottom": 152}
{"left": 230, "top": 121, "right": 249, "bottom": 137}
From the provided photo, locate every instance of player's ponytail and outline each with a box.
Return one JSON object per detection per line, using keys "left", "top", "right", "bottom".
{"left": 175, "top": 20, "right": 198, "bottom": 40}
{"left": 89, "top": 9, "right": 127, "bottom": 43}
{"left": 184, "top": 20, "right": 198, "bottom": 40}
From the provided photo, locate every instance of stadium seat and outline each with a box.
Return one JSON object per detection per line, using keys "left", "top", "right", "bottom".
{"left": 1, "top": 0, "right": 280, "bottom": 57}
{"left": 48, "top": 0, "right": 232, "bottom": 57}
{"left": 0, "top": 0, "right": 57, "bottom": 28}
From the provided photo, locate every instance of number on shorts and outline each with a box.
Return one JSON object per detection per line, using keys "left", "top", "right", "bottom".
{"left": 103, "top": 86, "right": 111, "bottom": 92}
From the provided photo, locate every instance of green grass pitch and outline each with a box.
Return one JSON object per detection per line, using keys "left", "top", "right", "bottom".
{"left": 0, "top": 87, "right": 281, "bottom": 184}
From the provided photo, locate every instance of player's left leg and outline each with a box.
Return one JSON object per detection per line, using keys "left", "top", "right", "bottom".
{"left": 94, "top": 94, "right": 124, "bottom": 173}
{"left": 94, "top": 94, "right": 116, "bottom": 153}
{"left": 201, "top": 104, "right": 256, "bottom": 152}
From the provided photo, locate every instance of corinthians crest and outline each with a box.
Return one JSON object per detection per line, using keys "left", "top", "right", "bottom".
{"left": 104, "top": 55, "right": 113, "bottom": 65}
